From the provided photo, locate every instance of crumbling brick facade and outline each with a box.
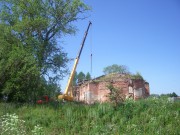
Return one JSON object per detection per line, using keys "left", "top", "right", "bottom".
{"left": 74, "top": 74, "right": 150, "bottom": 104}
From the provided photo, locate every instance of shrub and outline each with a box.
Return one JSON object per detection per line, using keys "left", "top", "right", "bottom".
{"left": 107, "top": 84, "right": 125, "bottom": 108}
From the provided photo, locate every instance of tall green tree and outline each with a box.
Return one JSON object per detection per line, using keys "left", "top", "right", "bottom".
{"left": 0, "top": 0, "right": 90, "bottom": 102}
{"left": 77, "top": 71, "right": 85, "bottom": 82}
{"left": 86, "top": 72, "right": 91, "bottom": 80}
{"left": 170, "top": 92, "right": 178, "bottom": 97}
{"left": 0, "top": 0, "right": 90, "bottom": 79}
{"left": 73, "top": 72, "right": 91, "bottom": 85}
{"left": 103, "top": 64, "right": 129, "bottom": 75}
{"left": 161, "top": 92, "right": 178, "bottom": 97}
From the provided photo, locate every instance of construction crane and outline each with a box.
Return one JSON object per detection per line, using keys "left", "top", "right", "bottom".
{"left": 58, "top": 21, "right": 92, "bottom": 101}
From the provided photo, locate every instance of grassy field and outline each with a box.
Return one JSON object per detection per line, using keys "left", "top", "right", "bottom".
{"left": 0, "top": 98, "right": 180, "bottom": 135}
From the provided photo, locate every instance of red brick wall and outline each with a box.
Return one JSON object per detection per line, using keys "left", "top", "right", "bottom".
{"left": 97, "top": 82, "right": 110, "bottom": 102}
{"left": 75, "top": 79, "right": 150, "bottom": 104}
{"left": 144, "top": 82, "right": 150, "bottom": 96}
{"left": 133, "top": 79, "right": 144, "bottom": 89}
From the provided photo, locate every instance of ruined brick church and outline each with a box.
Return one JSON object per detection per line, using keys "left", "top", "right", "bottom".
{"left": 74, "top": 73, "right": 150, "bottom": 104}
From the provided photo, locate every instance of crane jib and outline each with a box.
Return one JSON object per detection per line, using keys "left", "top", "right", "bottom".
{"left": 58, "top": 21, "right": 92, "bottom": 101}
{"left": 77, "top": 21, "right": 92, "bottom": 59}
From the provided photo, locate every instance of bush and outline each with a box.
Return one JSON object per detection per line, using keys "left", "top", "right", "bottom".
{"left": 107, "top": 84, "right": 125, "bottom": 108}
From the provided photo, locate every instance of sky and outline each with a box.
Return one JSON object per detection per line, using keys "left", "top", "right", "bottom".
{"left": 60, "top": 0, "right": 180, "bottom": 95}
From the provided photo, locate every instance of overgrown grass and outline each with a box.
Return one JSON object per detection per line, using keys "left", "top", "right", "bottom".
{"left": 0, "top": 97, "right": 180, "bottom": 135}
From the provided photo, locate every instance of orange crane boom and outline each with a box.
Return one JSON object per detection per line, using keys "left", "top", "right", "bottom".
{"left": 58, "top": 21, "right": 92, "bottom": 101}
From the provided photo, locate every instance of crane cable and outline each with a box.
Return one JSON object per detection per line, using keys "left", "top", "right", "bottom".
{"left": 90, "top": 24, "right": 93, "bottom": 77}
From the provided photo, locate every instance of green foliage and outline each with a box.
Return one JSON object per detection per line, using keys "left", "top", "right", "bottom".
{"left": 0, "top": 45, "right": 41, "bottom": 102}
{"left": 161, "top": 92, "right": 178, "bottom": 97}
{"left": 0, "top": 98, "right": 180, "bottom": 134}
{"left": 103, "top": 64, "right": 129, "bottom": 75}
{"left": 77, "top": 71, "right": 85, "bottom": 82}
{"left": 103, "top": 65, "right": 145, "bottom": 81}
{"left": 73, "top": 71, "right": 78, "bottom": 86}
{"left": 170, "top": 92, "right": 178, "bottom": 97}
{"left": 107, "top": 84, "right": 125, "bottom": 108}
{"left": 77, "top": 71, "right": 92, "bottom": 83}
{"left": 0, "top": 113, "right": 44, "bottom": 135}
{"left": 0, "top": 0, "right": 90, "bottom": 79}
{"left": 0, "top": 0, "right": 90, "bottom": 102}
{"left": 131, "top": 72, "right": 144, "bottom": 80}
{"left": 73, "top": 71, "right": 91, "bottom": 86}
{"left": 0, "top": 113, "right": 26, "bottom": 135}
{"left": 31, "top": 125, "right": 44, "bottom": 135}
{"left": 86, "top": 72, "right": 91, "bottom": 80}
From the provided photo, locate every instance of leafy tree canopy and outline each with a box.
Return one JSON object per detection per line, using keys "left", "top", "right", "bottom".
{"left": 103, "top": 64, "right": 130, "bottom": 75}
{"left": 73, "top": 71, "right": 91, "bottom": 85}
{"left": 0, "top": 45, "right": 41, "bottom": 102}
{"left": 161, "top": 92, "right": 178, "bottom": 97}
{"left": 0, "top": 0, "right": 90, "bottom": 102}
{"left": 103, "top": 64, "right": 145, "bottom": 81}
{"left": 77, "top": 71, "right": 85, "bottom": 82}
{"left": 0, "top": 0, "right": 90, "bottom": 80}
{"left": 85, "top": 72, "right": 91, "bottom": 80}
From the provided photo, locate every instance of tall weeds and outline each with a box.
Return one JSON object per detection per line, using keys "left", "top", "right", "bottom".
{"left": 0, "top": 97, "right": 179, "bottom": 134}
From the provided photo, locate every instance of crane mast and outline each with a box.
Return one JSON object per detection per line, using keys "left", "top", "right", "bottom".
{"left": 58, "top": 22, "right": 92, "bottom": 101}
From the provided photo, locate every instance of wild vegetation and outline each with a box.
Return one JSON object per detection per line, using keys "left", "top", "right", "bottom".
{"left": 107, "top": 84, "right": 125, "bottom": 108}
{"left": 103, "top": 64, "right": 130, "bottom": 75}
{"left": 103, "top": 64, "right": 144, "bottom": 80}
{"left": 0, "top": 97, "right": 179, "bottom": 135}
